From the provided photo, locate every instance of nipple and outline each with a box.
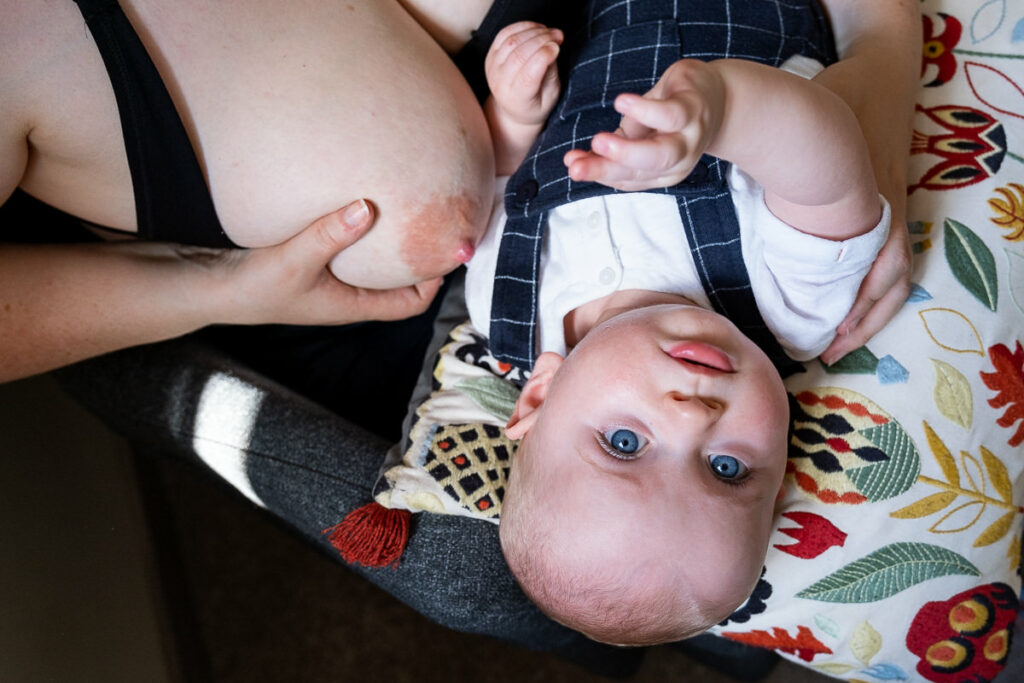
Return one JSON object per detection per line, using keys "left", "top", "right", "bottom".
{"left": 454, "top": 241, "right": 476, "bottom": 264}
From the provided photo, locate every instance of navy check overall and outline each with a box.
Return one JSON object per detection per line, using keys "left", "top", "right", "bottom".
{"left": 489, "top": 0, "right": 837, "bottom": 376}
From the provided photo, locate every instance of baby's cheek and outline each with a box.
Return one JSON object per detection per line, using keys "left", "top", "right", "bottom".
{"left": 398, "top": 191, "right": 486, "bottom": 280}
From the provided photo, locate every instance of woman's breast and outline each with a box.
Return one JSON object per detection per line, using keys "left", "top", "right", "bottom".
{"left": 182, "top": 0, "right": 496, "bottom": 287}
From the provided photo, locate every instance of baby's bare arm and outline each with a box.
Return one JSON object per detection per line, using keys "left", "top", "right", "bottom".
{"left": 566, "top": 58, "right": 879, "bottom": 239}
{"left": 704, "top": 59, "right": 880, "bottom": 240}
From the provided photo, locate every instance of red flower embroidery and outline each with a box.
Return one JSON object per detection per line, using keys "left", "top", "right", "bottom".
{"left": 981, "top": 341, "right": 1024, "bottom": 447}
{"left": 906, "top": 583, "right": 1018, "bottom": 682}
{"left": 922, "top": 13, "right": 962, "bottom": 87}
{"left": 911, "top": 105, "right": 1006, "bottom": 193}
{"left": 773, "top": 511, "right": 847, "bottom": 559}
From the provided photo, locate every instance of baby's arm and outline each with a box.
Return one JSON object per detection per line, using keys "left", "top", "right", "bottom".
{"left": 566, "top": 59, "right": 881, "bottom": 240}
{"left": 708, "top": 59, "right": 881, "bottom": 240}
{"left": 484, "top": 22, "right": 562, "bottom": 175}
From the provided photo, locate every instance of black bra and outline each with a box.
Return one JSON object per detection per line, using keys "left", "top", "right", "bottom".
{"left": 72, "top": 0, "right": 235, "bottom": 247}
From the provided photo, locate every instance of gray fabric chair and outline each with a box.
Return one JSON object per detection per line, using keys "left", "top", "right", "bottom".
{"left": 52, "top": 334, "right": 655, "bottom": 678}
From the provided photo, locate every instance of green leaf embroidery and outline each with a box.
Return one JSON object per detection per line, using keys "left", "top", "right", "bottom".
{"left": 822, "top": 346, "right": 878, "bottom": 374}
{"left": 795, "top": 542, "right": 980, "bottom": 603}
{"left": 944, "top": 218, "right": 998, "bottom": 311}
{"left": 846, "top": 421, "right": 921, "bottom": 501}
{"left": 455, "top": 376, "right": 520, "bottom": 422}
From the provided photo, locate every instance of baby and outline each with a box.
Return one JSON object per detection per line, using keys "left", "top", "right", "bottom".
{"left": 464, "top": 5, "right": 891, "bottom": 646}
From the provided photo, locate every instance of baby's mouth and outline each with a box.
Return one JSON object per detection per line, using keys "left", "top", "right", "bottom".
{"left": 666, "top": 342, "right": 735, "bottom": 374}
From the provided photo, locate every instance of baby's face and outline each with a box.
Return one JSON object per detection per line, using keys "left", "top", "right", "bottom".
{"left": 517, "top": 303, "right": 790, "bottom": 608}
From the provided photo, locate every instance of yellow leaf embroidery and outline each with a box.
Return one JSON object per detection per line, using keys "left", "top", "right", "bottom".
{"left": 891, "top": 491, "right": 958, "bottom": 518}
{"left": 813, "top": 663, "right": 859, "bottom": 675}
{"left": 981, "top": 446, "right": 1013, "bottom": 505}
{"left": 913, "top": 425, "right": 1022, "bottom": 544}
{"left": 919, "top": 308, "right": 985, "bottom": 355}
{"left": 850, "top": 621, "right": 882, "bottom": 667}
{"left": 924, "top": 421, "right": 960, "bottom": 486}
{"left": 1007, "top": 534, "right": 1021, "bottom": 572}
{"left": 931, "top": 359, "right": 973, "bottom": 429}
{"left": 974, "top": 510, "right": 1016, "bottom": 547}
{"left": 930, "top": 500, "right": 986, "bottom": 534}
{"left": 988, "top": 182, "right": 1024, "bottom": 241}
{"left": 960, "top": 451, "right": 984, "bottom": 495}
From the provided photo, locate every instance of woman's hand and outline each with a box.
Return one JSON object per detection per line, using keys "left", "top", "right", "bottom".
{"left": 817, "top": 0, "right": 921, "bottom": 364}
{"left": 0, "top": 199, "right": 441, "bottom": 382}
{"left": 820, "top": 190, "right": 912, "bottom": 365}
{"left": 212, "top": 200, "right": 443, "bottom": 326}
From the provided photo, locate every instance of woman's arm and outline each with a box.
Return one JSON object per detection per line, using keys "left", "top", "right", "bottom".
{"left": 0, "top": 201, "right": 441, "bottom": 383}
{"left": 816, "top": 0, "right": 921, "bottom": 364}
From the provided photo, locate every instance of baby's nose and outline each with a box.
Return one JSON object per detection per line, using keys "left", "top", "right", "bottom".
{"left": 665, "top": 391, "right": 722, "bottom": 422}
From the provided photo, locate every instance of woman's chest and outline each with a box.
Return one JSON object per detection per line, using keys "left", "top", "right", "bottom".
{"left": 24, "top": 0, "right": 494, "bottom": 247}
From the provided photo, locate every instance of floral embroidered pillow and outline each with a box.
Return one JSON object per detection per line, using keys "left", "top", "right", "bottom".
{"left": 376, "top": 3, "right": 1024, "bottom": 680}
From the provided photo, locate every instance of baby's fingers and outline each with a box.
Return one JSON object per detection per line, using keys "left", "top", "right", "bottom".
{"left": 615, "top": 92, "right": 692, "bottom": 133}
{"left": 490, "top": 23, "right": 563, "bottom": 71}
{"left": 564, "top": 150, "right": 637, "bottom": 186}
{"left": 565, "top": 149, "right": 673, "bottom": 191}
{"left": 589, "top": 131, "right": 688, "bottom": 174}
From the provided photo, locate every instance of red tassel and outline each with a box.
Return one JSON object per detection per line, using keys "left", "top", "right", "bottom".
{"left": 323, "top": 502, "right": 411, "bottom": 568}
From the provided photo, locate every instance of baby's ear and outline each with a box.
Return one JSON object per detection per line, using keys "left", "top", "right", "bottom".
{"left": 505, "top": 352, "right": 563, "bottom": 440}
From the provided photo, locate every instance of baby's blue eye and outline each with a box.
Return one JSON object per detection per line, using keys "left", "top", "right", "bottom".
{"left": 709, "top": 454, "right": 747, "bottom": 480}
{"left": 603, "top": 428, "right": 644, "bottom": 458}
{"left": 609, "top": 429, "right": 640, "bottom": 453}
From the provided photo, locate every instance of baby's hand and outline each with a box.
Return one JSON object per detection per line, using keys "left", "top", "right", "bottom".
{"left": 485, "top": 21, "right": 563, "bottom": 127}
{"left": 564, "top": 59, "right": 725, "bottom": 191}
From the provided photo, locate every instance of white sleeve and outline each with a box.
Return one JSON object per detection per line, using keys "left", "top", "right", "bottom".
{"left": 733, "top": 167, "right": 891, "bottom": 361}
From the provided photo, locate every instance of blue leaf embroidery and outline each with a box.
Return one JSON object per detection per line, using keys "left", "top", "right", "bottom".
{"left": 907, "top": 283, "right": 932, "bottom": 302}
{"left": 1013, "top": 16, "right": 1024, "bottom": 42}
{"left": 877, "top": 355, "right": 909, "bottom": 384}
{"left": 971, "top": 0, "right": 1006, "bottom": 44}
{"left": 861, "top": 662, "right": 910, "bottom": 681}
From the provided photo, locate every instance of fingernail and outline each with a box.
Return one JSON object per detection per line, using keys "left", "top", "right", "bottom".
{"left": 342, "top": 199, "right": 369, "bottom": 227}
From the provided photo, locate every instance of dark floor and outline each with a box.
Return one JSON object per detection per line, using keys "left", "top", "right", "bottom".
{"left": 3, "top": 373, "right": 1022, "bottom": 682}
